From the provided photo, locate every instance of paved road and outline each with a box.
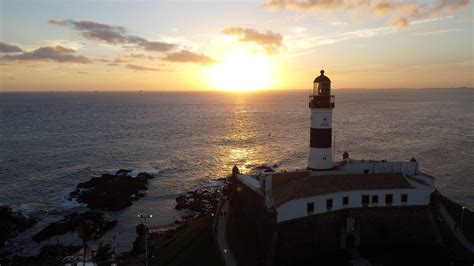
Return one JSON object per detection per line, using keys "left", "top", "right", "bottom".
{"left": 215, "top": 200, "right": 237, "bottom": 266}
{"left": 439, "top": 205, "right": 474, "bottom": 254}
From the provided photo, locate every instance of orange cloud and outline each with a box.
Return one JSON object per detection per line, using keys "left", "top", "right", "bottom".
{"left": 222, "top": 27, "right": 283, "bottom": 54}
{"left": 262, "top": 0, "right": 470, "bottom": 28}
{"left": 126, "top": 64, "right": 159, "bottom": 71}
{"left": 162, "top": 50, "right": 216, "bottom": 65}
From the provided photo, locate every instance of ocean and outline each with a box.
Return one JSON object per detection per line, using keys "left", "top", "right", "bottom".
{"left": 0, "top": 89, "right": 473, "bottom": 254}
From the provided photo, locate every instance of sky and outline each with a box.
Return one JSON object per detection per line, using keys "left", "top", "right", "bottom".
{"left": 0, "top": 0, "right": 473, "bottom": 91}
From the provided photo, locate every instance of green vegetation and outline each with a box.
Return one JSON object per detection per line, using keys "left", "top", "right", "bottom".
{"left": 442, "top": 196, "right": 474, "bottom": 244}
{"left": 147, "top": 215, "right": 223, "bottom": 266}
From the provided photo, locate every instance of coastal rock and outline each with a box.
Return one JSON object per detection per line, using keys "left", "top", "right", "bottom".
{"left": 115, "top": 169, "right": 132, "bottom": 176}
{"left": 0, "top": 206, "right": 36, "bottom": 248}
{"left": 32, "top": 211, "right": 117, "bottom": 242}
{"left": 175, "top": 186, "right": 223, "bottom": 214}
{"left": 252, "top": 164, "right": 276, "bottom": 173}
{"left": 69, "top": 171, "right": 155, "bottom": 211}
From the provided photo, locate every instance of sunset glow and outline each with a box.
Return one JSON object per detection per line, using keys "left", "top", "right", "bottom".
{"left": 0, "top": 1, "right": 472, "bottom": 91}
{"left": 209, "top": 53, "right": 273, "bottom": 91}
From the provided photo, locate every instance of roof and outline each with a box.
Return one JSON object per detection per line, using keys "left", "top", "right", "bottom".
{"left": 313, "top": 70, "right": 331, "bottom": 83}
{"left": 266, "top": 173, "right": 414, "bottom": 207}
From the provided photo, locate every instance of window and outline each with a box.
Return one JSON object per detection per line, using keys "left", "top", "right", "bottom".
{"left": 401, "top": 194, "right": 408, "bottom": 204}
{"left": 307, "top": 202, "right": 314, "bottom": 214}
{"left": 371, "top": 195, "right": 379, "bottom": 204}
{"left": 362, "top": 195, "right": 370, "bottom": 206}
{"left": 326, "top": 199, "right": 333, "bottom": 210}
{"left": 385, "top": 194, "right": 393, "bottom": 205}
{"left": 363, "top": 169, "right": 369, "bottom": 174}
{"left": 343, "top": 196, "right": 349, "bottom": 206}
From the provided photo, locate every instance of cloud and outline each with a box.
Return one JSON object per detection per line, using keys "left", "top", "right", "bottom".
{"left": 263, "top": 0, "right": 351, "bottom": 11}
{"left": 262, "top": 0, "right": 470, "bottom": 28}
{"left": 0, "top": 41, "right": 23, "bottom": 53}
{"left": 127, "top": 64, "right": 159, "bottom": 71}
{"left": 390, "top": 17, "right": 409, "bottom": 28}
{"left": 49, "top": 19, "right": 177, "bottom": 52}
{"left": 141, "top": 41, "right": 177, "bottom": 52}
{"left": 2, "top": 45, "right": 91, "bottom": 63}
{"left": 222, "top": 27, "right": 284, "bottom": 54}
{"left": 162, "top": 50, "right": 216, "bottom": 65}
{"left": 413, "top": 28, "right": 464, "bottom": 36}
{"left": 300, "top": 25, "right": 395, "bottom": 46}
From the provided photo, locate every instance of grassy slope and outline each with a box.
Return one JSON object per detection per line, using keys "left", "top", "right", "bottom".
{"left": 147, "top": 215, "right": 223, "bottom": 266}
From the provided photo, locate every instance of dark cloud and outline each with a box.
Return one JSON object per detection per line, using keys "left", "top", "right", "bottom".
{"left": 162, "top": 50, "right": 216, "bottom": 65}
{"left": 127, "top": 64, "right": 159, "bottom": 71}
{"left": 262, "top": 0, "right": 470, "bottom": 28}
{"left": 49, "top": 19, "right": 177, "bottom": 51}
{"left": 222, "top": 27, "right": 283, "bottom": 54}
{"left": 0, "top": 41, "right": 23, "bottom": 53}
{"left": 141, "top": 41, "right": 177, "bottom": 52}
{"left": 2, "top": 45, "right": 91, "bottom": 63}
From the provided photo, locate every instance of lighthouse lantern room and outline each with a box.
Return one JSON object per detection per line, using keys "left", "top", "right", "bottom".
{"left": 308, "top": 70, "right": 335, "bottom": 170}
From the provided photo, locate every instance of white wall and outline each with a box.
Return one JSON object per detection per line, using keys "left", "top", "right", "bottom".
{"left": 337, "top": 161, "right": 418, "bottom": 176}
{"left": 311, "top": 109, "right": 332, "bottom": 128}
{"left": 308, "top": 147, "right": 332, "bottom": 170}
{"left": 276, "top": 187, "right": 433, "bottom": 223}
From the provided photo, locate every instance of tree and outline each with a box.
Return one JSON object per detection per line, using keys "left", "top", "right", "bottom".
{"left": 94, "top": 243, "right": 112, "bottom": 265}
{"left": 77, "top": 221, "right": 97, "bottom": 266}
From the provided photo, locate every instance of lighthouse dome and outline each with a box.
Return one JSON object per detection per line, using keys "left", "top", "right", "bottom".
{"left": 313, "top": 70, "right": 331, "bottom": 83}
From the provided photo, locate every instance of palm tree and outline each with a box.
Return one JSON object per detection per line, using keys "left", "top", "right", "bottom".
{"left": 77, "top": 221, "right": 97, "bottom": 266}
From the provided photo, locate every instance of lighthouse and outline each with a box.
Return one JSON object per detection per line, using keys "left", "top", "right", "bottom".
{"left": 308, "top": 70, "right": 335, "bottom": 170}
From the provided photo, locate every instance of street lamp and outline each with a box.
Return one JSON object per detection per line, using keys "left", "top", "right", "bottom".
{"left": 138, "top": 214, "right": 153, "bottom": 266}
{"left": 460, "top": 206, "right": 466, "bottom": 232}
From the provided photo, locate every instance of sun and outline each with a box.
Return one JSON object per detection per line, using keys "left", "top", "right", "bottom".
{"left": 209, "top": 52, "right": 273, "bottom": 91}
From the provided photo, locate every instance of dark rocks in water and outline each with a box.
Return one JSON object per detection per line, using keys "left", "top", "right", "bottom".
{"left": 0, "top": 244, "right": 82, "bottom": 265}
{"left": 33, "top": 211, "right": 117, "bottom": 243}
{"left": 115, "top": 169, "right": 132, "bottom": 176}
{"left": 175, "top": 187, "right": 223, "bottom": 214}
{"left": 0, "top": 205, "right": 36, "bottom": 248}
{"left": 69, "top": 171, "right": 155, "bottom": 211}
{"left": 252, "top": 163, "right": 278, "bottom": 173}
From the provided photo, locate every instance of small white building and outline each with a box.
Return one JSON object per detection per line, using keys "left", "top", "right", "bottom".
{"left": 237, "top": 159, "right": 435, "bottom": 223}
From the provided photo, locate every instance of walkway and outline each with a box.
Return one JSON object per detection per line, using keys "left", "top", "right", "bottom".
{"left": 439, "top": 205, "right": 474, "bottom": 254}
{"left": 215, "top": 200, "right": 237, "bottom": 266}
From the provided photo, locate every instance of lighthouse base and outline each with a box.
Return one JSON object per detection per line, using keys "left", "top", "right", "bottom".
{"left": 308, "top": 147, "right": 333, "bottom": 170}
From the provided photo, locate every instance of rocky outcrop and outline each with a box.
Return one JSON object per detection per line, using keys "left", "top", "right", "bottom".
{"left": 69, "top": 171, "right": 155, "bottom": 211}
{"left": 0, "top": 206, "right": 36, "bottom": 248}
{"left": 175, "top": 186, "right": 223, "bottom": 214}
{"left": 33, "top": 211, "right": 117, "bottom": 242}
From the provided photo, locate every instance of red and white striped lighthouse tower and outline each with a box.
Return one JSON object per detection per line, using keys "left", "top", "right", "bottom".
{"left": 308, "top": 70, "right": 335, "bottom": 170}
